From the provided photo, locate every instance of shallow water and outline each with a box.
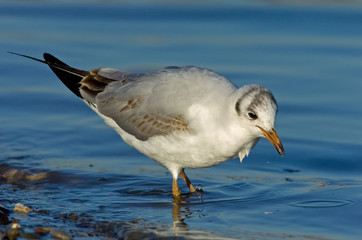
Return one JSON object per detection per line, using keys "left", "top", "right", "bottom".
{"left": 1, "top": 1, "right": 362, "bottom": 239}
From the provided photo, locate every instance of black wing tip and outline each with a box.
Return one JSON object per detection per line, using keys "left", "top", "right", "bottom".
{"left": 42, "top": 54, "right": 84, "bottom": 98}
{"left": 43, "top": 52, "right": 69, "bottom": 67}
{"left": 8, "top": 51, "right": 47, "bottom": 64}
{"left": 10, "top": 51, "right": 84, "bottom": 99}
{"left": 8, "top": 51, "right": 66, "bottom": 67}
{"left": 43, "top": 53, "right": 52, "bottom": 61}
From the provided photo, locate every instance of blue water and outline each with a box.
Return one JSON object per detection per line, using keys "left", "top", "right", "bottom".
{"left": 1, "top": 1, "right": 362, "bottom": 239}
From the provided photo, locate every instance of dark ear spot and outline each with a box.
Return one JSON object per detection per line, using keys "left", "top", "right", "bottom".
{"left": 235, "top": 100, "right": 241, "bottom": 115}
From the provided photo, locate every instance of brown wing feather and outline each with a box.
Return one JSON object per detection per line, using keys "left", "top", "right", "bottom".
{"left": 80, "top": 70, "right": 190, "bottom": 140}
{"left": 127, "top": 114, "right": 189, "bottom": 139}
{"left": 80, "top": 68, "right": 133, "bottom": 104}
{"left": 97, "top": 95, "right": 190, "bottom": 141}
{"left": 80, "top": 68, "right": 117, "bottom": 100}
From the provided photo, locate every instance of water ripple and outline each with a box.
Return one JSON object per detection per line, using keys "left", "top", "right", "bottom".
{"left": 289, "top": 199, "right": 355, "bottom": 208}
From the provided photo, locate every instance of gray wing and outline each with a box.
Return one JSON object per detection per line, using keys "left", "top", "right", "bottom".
{"left": 10, "top": 53, "right": 194, "bottom": 141}
{"left": 80, "top": 67, "right": 190, "bottom": 141}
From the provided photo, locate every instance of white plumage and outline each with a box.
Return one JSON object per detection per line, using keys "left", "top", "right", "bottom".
{"left": 10, "top": 52, "right": 284, "bottom": 197}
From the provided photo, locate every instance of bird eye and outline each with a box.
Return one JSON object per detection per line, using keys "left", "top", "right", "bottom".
{"left": 247, "top": 111, "right": 258, "bottom": 120}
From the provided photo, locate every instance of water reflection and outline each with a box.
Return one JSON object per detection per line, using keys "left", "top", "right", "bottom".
{"left": 171, "top": 192, "right": 204, "bottom": 236}
{"left": 172, "top": 196, "right": 190, "bottom": 235}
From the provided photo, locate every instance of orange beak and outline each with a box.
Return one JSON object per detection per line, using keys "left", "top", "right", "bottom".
{"left": 258, "top": 127, "right": 285, "bottom": 157}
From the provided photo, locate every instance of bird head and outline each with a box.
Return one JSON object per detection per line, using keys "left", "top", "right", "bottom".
{"left": 234, "top": 85, "right": 284, "bottom": 156}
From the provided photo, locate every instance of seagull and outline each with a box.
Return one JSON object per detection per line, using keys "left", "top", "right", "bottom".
{"left": 9, "top": 52, "right": 284, "bottom": 197}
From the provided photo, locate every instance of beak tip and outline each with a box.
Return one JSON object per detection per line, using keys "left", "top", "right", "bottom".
{"left": 277, "top": 148, "right": 285, "bottom": 157}
{"left": 278, "top": 144, "right": 285, "bottom": 157}
{"left": 258, "top": 126, "right": 284, "bottom": 157}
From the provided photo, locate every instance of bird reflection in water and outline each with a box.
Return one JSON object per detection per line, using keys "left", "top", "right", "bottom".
{"left": 171, "top": 188, "right": 204, "bottom": 236}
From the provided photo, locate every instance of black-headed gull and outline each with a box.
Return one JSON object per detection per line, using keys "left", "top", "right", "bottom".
{"left": 10, "top": 52, "right": 284, "bottom": 197}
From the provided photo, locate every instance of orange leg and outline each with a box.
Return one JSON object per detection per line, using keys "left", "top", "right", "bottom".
{"left": 172, "top": 178, "right": 181, "bottom": 197}
{"left": 180, "top": 169, "right": 196, "bottom": 192}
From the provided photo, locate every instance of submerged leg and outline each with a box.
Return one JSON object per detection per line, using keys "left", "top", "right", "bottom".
{"left": 180, "top": 169, "right": 196, "bottom": 193}
{"left": 172, "top": 178, "right": 181, "bottom": 197}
